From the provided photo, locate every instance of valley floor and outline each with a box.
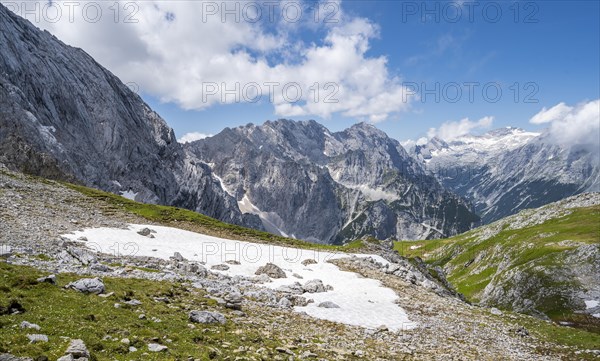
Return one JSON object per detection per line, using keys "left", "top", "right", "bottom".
{"left": 1, "top": 168, "right": 599, "bottom": 360}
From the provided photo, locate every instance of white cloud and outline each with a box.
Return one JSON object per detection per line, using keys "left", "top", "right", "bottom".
{"left": 530, "top": 102, "right": 573, "bottom": 124}
{"left": 530, "top": 99, "right": 600, "bottom": 146}
{"left": 427, "top": 116, "right": 494, "bottom": 140}
{"left": 4, "top": 0, "right": 413, "bottom": 122}
{"left": 178, "top": 132, "right": 212, "bottom": 144}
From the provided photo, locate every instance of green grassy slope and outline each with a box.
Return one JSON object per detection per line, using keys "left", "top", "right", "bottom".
{"left": 395, "top": 203, "right": 600, "bottom": 332}
{"left": 0, "top": 263, "right": 309, "bottom": 360}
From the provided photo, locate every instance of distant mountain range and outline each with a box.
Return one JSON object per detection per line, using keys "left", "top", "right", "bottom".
{"left": 186, "top": 120, "right": 478, "bottom": 243}
{"left": 0, "top": 2, "right": 597, "bottom": 244}
{"left": 405, "top": 127, "right": 599, "bottom": 223}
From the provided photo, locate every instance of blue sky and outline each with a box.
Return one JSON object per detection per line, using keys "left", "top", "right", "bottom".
{"left": 14, "top": 0, "right": 598, "bottom": 142}
{"left": 142, "top": 0, "right": 600, "bottom": 142}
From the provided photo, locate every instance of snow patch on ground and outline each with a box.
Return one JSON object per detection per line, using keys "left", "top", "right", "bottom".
{"left": 63, "top": 224, "right": 416, "bottom": 331}
{"left": 584, "top": 300, "right": 599, "bottom": 309}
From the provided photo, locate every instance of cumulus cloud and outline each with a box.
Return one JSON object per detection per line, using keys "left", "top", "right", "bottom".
{"left": 427, "top": 116, "right": 494, "bottom": 141}
{"left": 530, "top": 102, "right": 573, "bottom": 124}
{"left": 178, "top": 132, "right": 212, "bottom": 144}
{"left": 530, "top": 99, "right": 600, "bottom": 146}
{"left": 4, "top": 0, "right": 412, "bottom": 122}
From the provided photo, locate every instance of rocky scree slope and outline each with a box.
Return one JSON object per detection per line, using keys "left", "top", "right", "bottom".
{"left": 0, "top": 3, "right": 261, "bottom": 229}
{"left": 1, "top": 167, "right": 598, "bottom": 360}
{"left": 396, "top": 192, "right": 600, "bottom": 332}
{"left": 406, "top": 127, "right": 600, "bottom": 223}
{"left": 187, "top": 120, "right": 479, "bottom": 244}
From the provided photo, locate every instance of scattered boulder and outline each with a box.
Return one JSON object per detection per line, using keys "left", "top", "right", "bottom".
{"left": 90, "top": 263, "right": 111, "bottom": 272}
{"left": 137, "top": 228, "right": 155, "bottom": 237}
{"left": 171, "top": 252, "right": 186, "bottom": 262}
{"left": 189, "top": 310, "right": 226, "bottom": 324}
{"left": 490, "top": 307, "right": 503, "bottom": 315}
{"left": 211, "top": 264, "right": 230, "bottom": 271}
{"left": 26, "top": 334, "right": 48, "bottom": 343}
{"left": 224, "top": 292, "right": 243, "bottom": 310}
{"left": 20, "top": 321, "right": 40, "bottom": 330}
{"left": 255, "top": 263, "right": 286, "bottom": 279}
{"left": 36, "top": 275, "right": 56, "bottom": 285}
{"left": 276, "top": 282, "right": 304, "bottom": 295}
{"left": 65, "top": 278, "right": 105, "bottom": 294}
{"left": 124, "top": 299, "right": 142, "bottom": 306}
{"left": 289, "top": 295, "right": 313, "bottom": 307}
{"left": 301, "top": 259, "right": 318, "bottom": 266}
{"left": 64, "top": 339, "right": 89, "bottom": 358}
{"left": 184, "top": 262, "right": 207, "bottom": 276}
{"left": 317, "top": 301, "right": 340, "bottom": 309}
{"left": 278, "top": 297, "right": 293, "bottom": 308}
{"left": 225, "top": 260, "right": 241, "bottom": 265}
{"left": 67, "top": 248, "right": 96, "bottom": 265}
{"left": 303, "top": 279, "right": 328, "bottom": 293}
{"left": 148, "top": 343, "right": 168, "bottom": 352}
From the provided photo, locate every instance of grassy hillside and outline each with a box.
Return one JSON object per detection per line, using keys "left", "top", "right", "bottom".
{"left": 395, "top": 200, "right": 600, "bottom": 332}
{"left": 0, "top": 262, "right": 322, "bottom": 360}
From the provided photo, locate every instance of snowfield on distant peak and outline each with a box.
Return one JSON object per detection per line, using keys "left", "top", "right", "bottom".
{"left": 63, "top": 224, "right": 416, "bottom": 331}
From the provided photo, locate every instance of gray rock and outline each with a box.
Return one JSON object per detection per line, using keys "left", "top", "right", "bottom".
{"left": 189, "top": 310, "right": 226, "bottom": 324}
{"left": 36, "top": 274, "right": 56, "bottom": 284}
{"left": 148, "top": 343, "right": 168, "bottom": 352}
{"left": 89, "top": 263, "right": 111, "bottom": 272}
{"left": 65, "top": 339, "right": 90, "bottom": 358}
{"left": 20, "top": 321, "right": 40, "bottom": 330}
{"left": 255, "top": 263, "right": 286, "bottom": 279}
{"left": 172, "top": 252, "right": 185, "bottom": 261}
{"left": 66, "top": 278, "right": 105, "bottom": 294}
{"left": 137, "top": 228, "right": 155, "bottom": 237}
{"left": 278, "top": 297, "right": 293, "bottom": 308}
{"left": 490, "top": 307, "right": 503, "bottom": 315}
{"left": 303, "top": 279, "right": 328, "bottom": 293}
{"left": 301, "top": 259, "right": 318, "bottom": 266}
{"left": 317, "top": 301, "right": 340, "bottom": 308}
{"left": 211, "top": 264, "right": 230, "bottom": 271}
{"left": 26, "top": 334, "right": 48, "bottom": 343}
{"left": 124, "top": 299, "right": 142, "bottom": 306}
{"left": 276, "top": 282, "right": 304, "bottom": 295}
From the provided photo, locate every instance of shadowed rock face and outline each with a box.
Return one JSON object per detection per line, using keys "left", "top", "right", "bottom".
{"left": 187, "top": 120, "right": 479, "bottom": 243}
{"left": 0, "top": 3, "right": 261, "bottom": 229}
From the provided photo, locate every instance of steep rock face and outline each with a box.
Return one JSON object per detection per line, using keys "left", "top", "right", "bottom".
{"left": 0, "top": 4, "right": 258, "bottom": 228}
{"left": 188, "top": 120, "right": 479, "bottom": 243}
{"left": 407, "top": 128, "right": 599, "bottom": 223}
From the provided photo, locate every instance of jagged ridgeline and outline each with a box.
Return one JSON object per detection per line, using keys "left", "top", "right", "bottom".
{"left": 186, "top": 120, "right": 479, "bottom": 243}
{"left": 0, "top": 3, "right": 478, "bottom": 244}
